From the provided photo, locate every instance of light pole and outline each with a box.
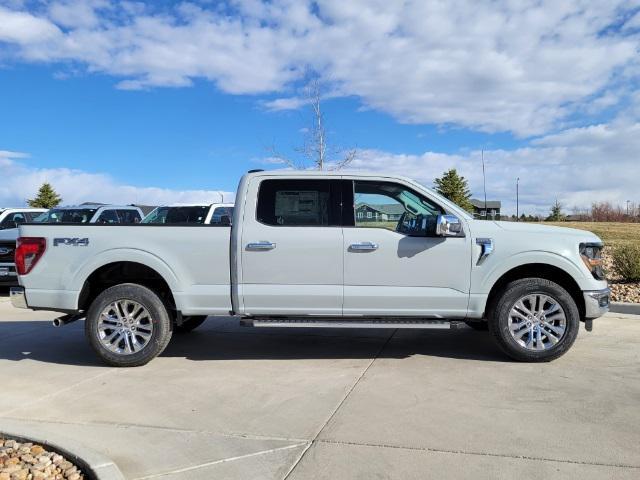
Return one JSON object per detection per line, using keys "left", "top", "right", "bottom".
{"left": 516, "top": 177, "right": 520, "bottom": 221}
{"left": 219, "top": 191, "right": 224, "bottom": 203}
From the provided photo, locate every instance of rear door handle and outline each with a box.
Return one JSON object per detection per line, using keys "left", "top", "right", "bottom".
{"left": 349, "top": 242, "right": 378, "bottom": 251}
{"left": 247, "top": 241, "right": 276, "bottom": 250}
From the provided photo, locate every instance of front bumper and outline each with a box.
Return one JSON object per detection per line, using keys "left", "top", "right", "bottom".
{"left": 10, "top": 287, "right": 28, "bottom": 309}
{"left": 583, "top": 288, "right": 610, "bottom": 319}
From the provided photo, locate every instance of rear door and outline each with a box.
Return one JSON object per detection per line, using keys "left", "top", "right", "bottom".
{"left": 239, "top": 178, "right": 346, "bottom": 315}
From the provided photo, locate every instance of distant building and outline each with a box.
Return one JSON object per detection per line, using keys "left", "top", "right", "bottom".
{"left": 356, "top": 203, "right": 405, "bottom": 222}
{"left": 470, "top": 199, "right": 501, "bottom": 220}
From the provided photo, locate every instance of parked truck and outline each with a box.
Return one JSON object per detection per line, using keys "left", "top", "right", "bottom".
{"left": 10, "top": 171, "right": 610, "bottom": 366}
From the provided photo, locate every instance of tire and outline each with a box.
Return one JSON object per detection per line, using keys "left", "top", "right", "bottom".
{"left": 487, "top": 278, "right": 580, "bottom": 362}
{"left": 464, "top": 320, "right": 489, "bottom": 331}
{"left": 85, "top": 283, "right": 173, "bottom": 367}
{"left": 174, "top": 316, "right": 207, "bottom": 334}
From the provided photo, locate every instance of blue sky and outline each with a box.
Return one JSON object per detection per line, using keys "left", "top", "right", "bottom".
{"left": 1, "top": 1, "right": 639, "bottom": 214}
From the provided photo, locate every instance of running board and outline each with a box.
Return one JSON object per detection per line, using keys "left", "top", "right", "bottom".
{"left": 242, "top": 319, "right": 466, "bottom": 329}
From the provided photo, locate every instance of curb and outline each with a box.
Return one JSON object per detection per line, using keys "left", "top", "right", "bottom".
{"left": 610, "top": 302, "right": 640, "bottom": 316}
{"left": 0, "top": 420, "right": 124, "bottom": 480}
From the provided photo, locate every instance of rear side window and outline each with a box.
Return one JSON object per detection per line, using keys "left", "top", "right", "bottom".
{"left": 256, "top": 179, "right": 342, "bottom": 227}
{"left": 97, "top": 209, "right": 119, "bottom": 224}
{"left": 117, "top": 209, "right": 141, "bottom": 223}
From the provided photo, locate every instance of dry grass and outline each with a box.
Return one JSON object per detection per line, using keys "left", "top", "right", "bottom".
{"left": 543, "top": 222, "right": 640, "bottom": 247}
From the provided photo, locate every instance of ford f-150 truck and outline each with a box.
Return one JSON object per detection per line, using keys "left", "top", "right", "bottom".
{"left": 10, "top": 170, "right": 610, "bottom": 366}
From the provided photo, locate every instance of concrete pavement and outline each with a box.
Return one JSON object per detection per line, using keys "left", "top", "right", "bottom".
{"left": 0, "top": 294, "right": 639, "bottom": 479}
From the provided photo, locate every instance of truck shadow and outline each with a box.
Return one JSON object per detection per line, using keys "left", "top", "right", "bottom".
{"left": 0, "top": 318, "right": 508, "bottom": 366}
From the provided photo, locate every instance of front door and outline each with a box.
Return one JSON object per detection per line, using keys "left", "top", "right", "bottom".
{"left": 343, "top": 180, "right": 471, "bottom": 317}
{"left": 240, "top": 178, "right": 345, "bottom": 315}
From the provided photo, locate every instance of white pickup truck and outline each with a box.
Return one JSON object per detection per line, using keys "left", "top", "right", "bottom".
{"left": 11, "top": 170, "right": 610, "bottom": 366}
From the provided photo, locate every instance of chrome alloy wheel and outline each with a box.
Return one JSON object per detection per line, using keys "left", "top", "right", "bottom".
{"left": 97, "top": 300, "right": 154, "bottom": 355}
{"left": 508, "top": 294, "right": 567, "bottom": 350}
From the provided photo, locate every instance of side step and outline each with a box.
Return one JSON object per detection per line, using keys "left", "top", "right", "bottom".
{"left": 242, "top": 318, "right": 466, "bottom": 329}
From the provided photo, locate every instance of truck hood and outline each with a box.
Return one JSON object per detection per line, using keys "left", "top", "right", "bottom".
{"left": 490, "top": 221, "right": 602, "bottom": 243}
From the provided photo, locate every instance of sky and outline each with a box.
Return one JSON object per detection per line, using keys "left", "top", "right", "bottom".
{"left": 1, "top": 0, "right": 639, "bottom": 215}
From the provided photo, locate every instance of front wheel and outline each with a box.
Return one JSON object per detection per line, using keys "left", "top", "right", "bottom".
{"left": 488, "top": 278, "right": 580, "bottom": 362}
{"left": 85, "top": 283, "right": 173, "bottom": 367}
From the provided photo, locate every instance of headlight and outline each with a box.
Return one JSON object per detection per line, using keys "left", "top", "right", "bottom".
{"left": 579, "top": 242, "right": 605, "bottom": 280}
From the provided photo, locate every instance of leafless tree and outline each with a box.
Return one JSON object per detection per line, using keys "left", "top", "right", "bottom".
{"left": 268, "top": 79, "right": 357, "bottom": 170}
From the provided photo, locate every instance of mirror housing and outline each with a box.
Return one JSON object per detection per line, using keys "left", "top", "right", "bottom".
{"left": 435, "top": 214, "right": 464, "bottom": 237}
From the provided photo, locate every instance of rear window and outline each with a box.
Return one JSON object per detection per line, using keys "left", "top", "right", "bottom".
{"left": 256, "top": 179, "right": 341, "bottom": 227}
{"left": 41, "top": 209, "right": 97, "bottom": 223}
{"left": 142, "top": 206, "right": 209, "bottom": 224}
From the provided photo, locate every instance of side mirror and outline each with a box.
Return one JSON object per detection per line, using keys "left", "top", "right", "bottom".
{"left": 435, "top": 215, "right": 464, "bottom": 237}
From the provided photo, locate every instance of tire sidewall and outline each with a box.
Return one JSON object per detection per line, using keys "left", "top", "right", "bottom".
{"left": 85, "top": 283, "right": 173, "bottom": 367}
{"left": 489, "top": 278, "right": 580, "bottom": 362}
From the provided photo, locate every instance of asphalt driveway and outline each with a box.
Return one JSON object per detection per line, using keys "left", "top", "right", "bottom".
{"left": 0, "top": 294, "right": 639, "bottom": 479}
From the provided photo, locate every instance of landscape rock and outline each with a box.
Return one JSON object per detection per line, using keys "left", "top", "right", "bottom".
{"left": 0, "top": 439, "right": 84, "bottom": 480}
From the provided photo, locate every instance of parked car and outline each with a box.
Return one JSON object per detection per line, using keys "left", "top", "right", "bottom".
{"left": 11, "top": 170, "right": 609, "bottom": 366}
{"left": 142, "top": 203, "right": 234, "bottom": 225}
{"left": 35, "top": 205, "right": 143, "bottom": 224}
{"left": 0, "top": 208, "right": 47, "bottom": 285}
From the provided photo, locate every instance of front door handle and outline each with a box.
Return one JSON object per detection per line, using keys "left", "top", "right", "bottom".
{"left": 247, "top": 241, "right": 276, "bottom": 250}
{"left": 349, "top": 242, "right": 379, "bottom": 251}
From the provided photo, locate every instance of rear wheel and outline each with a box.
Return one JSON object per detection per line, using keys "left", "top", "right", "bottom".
{"left": 488, "top": 278, "right": 580, "bottom": 362}
{"left": 85, "top": 283, "right": 173, "bottom": 367}
{"left": 175, "top": 316, "right": 207, "bottom": 334}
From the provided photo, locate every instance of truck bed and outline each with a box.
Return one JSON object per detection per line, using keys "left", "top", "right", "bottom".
{"left": 17, "top": 224, "right": 232, "bottom": 315}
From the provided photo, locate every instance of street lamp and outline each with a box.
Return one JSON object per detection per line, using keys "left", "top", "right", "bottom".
{"left": 516, "top": 177, "right": 520, "bottom": 221}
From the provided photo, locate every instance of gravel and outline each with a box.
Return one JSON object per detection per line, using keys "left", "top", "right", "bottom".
{"left": 602, "top": 249, "right": 640, "bottom": 304}
{"left": 0, "top": 438, "right": 85, "bottom": 480}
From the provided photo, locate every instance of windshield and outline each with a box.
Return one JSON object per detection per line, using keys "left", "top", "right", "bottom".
{"left": 142, "top": 206, "right": 210, "bottom": 224}
{"left": 41, "top": 208, "right": 98, "bottom": 223}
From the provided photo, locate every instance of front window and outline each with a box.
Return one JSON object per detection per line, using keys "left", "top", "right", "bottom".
{"left": 210, "top": 206, "right": 234, "bottom": 224}
{"left": 353, "top": 181, "right": 444, "bottom": 235}
{"left": 41, "top": 208, "right": 97, "bottom": 223}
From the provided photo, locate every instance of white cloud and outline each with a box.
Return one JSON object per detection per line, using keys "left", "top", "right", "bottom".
{"left": 0, "top": 1, "right": 638, "bottom": 135}
{"left": 344, "top": 121, "right": 640, "bottom": 215}
{"left": 0, "top": 156, "right": 234, "bottom": 207}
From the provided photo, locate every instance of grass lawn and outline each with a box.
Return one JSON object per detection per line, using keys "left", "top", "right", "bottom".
{"left": 543, "top": 222, "right": 640, "bottom": 247}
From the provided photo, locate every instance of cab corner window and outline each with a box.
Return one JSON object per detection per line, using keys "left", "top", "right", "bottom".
{"left": 257, "top": 179, "right": 340, "bottom": 227}
{"left": 353, "top": 181, "right": 444, "bottom": 236}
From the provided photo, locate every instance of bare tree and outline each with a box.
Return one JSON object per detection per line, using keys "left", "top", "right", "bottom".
{"left": 268, "top": 79, "right": 356, "bottom": 170}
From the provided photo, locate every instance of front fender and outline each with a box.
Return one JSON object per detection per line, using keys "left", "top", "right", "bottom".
{"left": 473, "top": 250, "right": 592, "bottom": 294}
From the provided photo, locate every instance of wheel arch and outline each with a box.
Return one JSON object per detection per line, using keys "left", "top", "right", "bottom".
{"left": 484, "top": 263, "right": 585, "bottom": 320}
{"left": 77, "top": 261, "right": 178, "bottom": 314}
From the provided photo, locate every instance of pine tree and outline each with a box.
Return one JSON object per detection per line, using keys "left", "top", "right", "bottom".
{"left": 27, "top": 182, "right": 62, "bottom": 208}
{"left": 546, "top": 199, "right": 565, "bottom": 221}
{"left": 433, "top": 169, "right": 474, "bottom": 212}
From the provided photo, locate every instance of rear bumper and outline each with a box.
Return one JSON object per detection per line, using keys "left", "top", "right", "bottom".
{"left": 10, "top": 286, "right": 28, "bottom": 309}
{"left": 0, "top": 263, "right": 18, "bottom": 285}
{"left": 583, "top": 288, "right": 610, "bottom": 319}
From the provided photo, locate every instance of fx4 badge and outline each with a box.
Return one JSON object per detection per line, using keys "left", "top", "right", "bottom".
{"left": 53, "top": 238, "right": 90, "bottom": 247}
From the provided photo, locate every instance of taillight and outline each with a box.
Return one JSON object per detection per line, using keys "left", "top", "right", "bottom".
{"left": 15, "top": 237, "right": 46, "bottom": 275}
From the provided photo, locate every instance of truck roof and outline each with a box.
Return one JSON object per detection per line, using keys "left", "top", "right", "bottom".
{"left": 51, "top": 204, "right": 140, "bottom": 210}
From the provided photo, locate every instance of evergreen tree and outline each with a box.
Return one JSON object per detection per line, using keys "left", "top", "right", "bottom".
{"left": 27, "top": 182, "right": 62, "bottom": 208}
{"left": 433, "top": 169, "right": 474, "bottom": 212}
{"left": 546, "top": 199, "right": 565, "bottom": 221}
